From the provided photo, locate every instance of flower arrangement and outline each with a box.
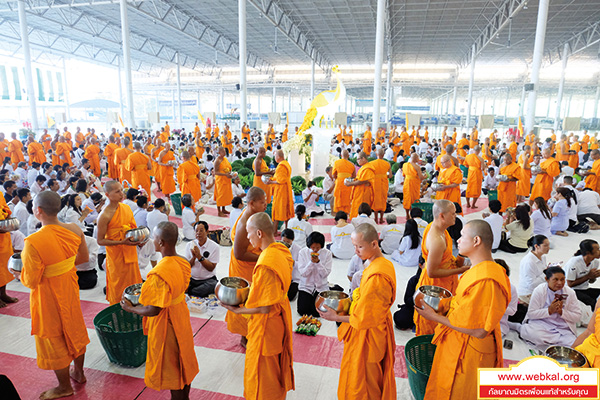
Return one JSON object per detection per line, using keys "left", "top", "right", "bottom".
{"left": 282, "top": 132, "right": 312, "bottom": 165}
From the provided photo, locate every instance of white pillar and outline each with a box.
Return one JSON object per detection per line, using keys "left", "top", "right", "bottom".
{"left": 519, "top": 84, "right": 526, "bottom": 117}
{"left": 272, "top": 86, "right": 276, "bottom": 113}
{"left": 120, "top": 0, "right": 135, "bottom": 128}
{"left": 482, "top": 96, "right": 487, "bottom": 115}
{"left": 288, "top": 89, "right": 291, "bottom": 112}
{"left": 197, "top": 90, "right": 201, "bottom": 113}
{"left": 582, "top": 97, "right": 587, "bottom": 118}
{"left": 310, "top": 59, "right": 315, "bottom": 100}
{"left": 238, "top": 0, "right": 247, "bottom": 126}
{"left": 554, "top": 43, "right": 569, "bottom": 131}
{"left": 220, "top": 87, "right": 224, "bottom": 116}
{"left": 466, "top": 43, "right": 476, "bottom": 129}
{"left": 445, "top": 92, "right": 450, "bottom": 115}
{"left": 171, "top": 89, "right": 175, "bottom": 121}
{"left": 18, "top": 0, "right": 39, "bottom": 131}
{"left": 371, "top": 0, "right": 385, "bottom": 131}
{"left": 525, "top": 0, "right": 550, "bottom": 133}
{"left": 504, "top": 87, "right": 510, "bottom": 123}
{"left": 62, "top": 58, "right": 71, "bottom": 122}
{"left": 176, "top": 52, "right": 182, "bottom": 125}
{"left": 566, "top": 93, "right": 573, "bottom": 117}
{"left": 452, "top": 84, "right": 458, "bottom": 115}
{"left": 594, "top": 83, "right": 600, "bottom": 119}
{"left": 386, "top": 57, "right": 392, "bottom": 129}
{"left": 117, "top": 57, "right": 125, "bottom": 122}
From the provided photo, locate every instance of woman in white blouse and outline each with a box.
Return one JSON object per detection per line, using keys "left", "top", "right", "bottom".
{"left": 518, "top": 266, "right": 581, "bottom": 348}
{"left": 517, "top": 235, "right": 550, "bottom": 305}
{"left": 60, "top": 194, "right": 91, "bottom": 228}
{"left": 287, "top": 204, "right": 313, "bottom": 248}
{"left": 329, "top": 211, "right": 355, "bottom": 259}
{"left": 297, "top": 232, "right": 332, "bottom": 317}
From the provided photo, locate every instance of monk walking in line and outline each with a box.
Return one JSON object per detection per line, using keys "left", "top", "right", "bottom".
{"left": 126, "top": 142, "right": 153, "bottom": 199}
{"left": 268, "top": 150, "right": 294, "bottom": 233}
{"left": 332, "top": 149, "right": 355, "bottom": 214}
{"left": 214, "top": 147, "right": 233, "bottom": 217}
{"left": 403, "top": 153, "right": 425, "bottom": 218}
{"left": 369, "top": 149, "right": 391, "bottom": 224}
{"left": 347, "top": 151, "right": 375, "bottom": 220}
{"left": 464, "top": 146, "right": 485, "bottom": 209}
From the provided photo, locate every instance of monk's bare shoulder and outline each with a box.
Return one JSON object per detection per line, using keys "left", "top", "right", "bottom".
{"left": 60, "top": 222, "right": 84, "bottom": 238}
{"left": 98, "top": 204, "right": 117, "bottom": 224}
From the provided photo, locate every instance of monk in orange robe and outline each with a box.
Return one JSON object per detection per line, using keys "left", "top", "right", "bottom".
{"left": 362, "top": 126, "right": 372, "bottom": 155}
{"left": 590, "top": 133, "right": 599, "bottom": 151}
{"left": 416, "top": 220, "right": 510, "bottom": 400}
{"left": 517, "top": 146, "right": 532, "bottom": 202}
{"left": 252, "top": 147, "right": 273, "bottom": 204}
{"left": 268, "top": 150, "right": 294, "bottom": 232}
{"left": 121, "top": 222, "right": 199, "bottom": 399}
{"left": 574, "top": 300, "right": 600, "bottom": 367}
{"left": 435, "top": 155, "right": 462, "bottom": 206}
{"left": 507, "top": 135, "right": 517, "bottom": 161}
{"left": 214, "top": 147, "right": 233, "bottom": 217}
{"left": 0, "top": 132, "right": 9, "bottom": 162}
{"left": 221, "top": 125, "right": 233, "bottom": 154}
{"left": 62, "top": 127, "right": 72, "bottom": 142}
{"left": 225, "top": 187, "right": 267, "bottom": 342}
{"left": 158, "top": 143, "right": 176, "bottom": 196}
{"left": 498, "top": 153, "right": 521, "bottom": 212}
{"left": 176, "top": 151, "right": 202, "bottom": 203}
{"left": 74, "top": 128, "right": 85, "bottom": 148}
{"left": 333, "top": 150, "right": 356, "bottom": 214}
{"left": 320, "top": 223, "right": 397, "bottom": 399}
{"left": 193, "top": 122, "right": 200, "bottom": 138}
{"left": 18, "top": 191, "right": 90, "bottom": 400}
{"left": 555, "top": 134, "right": 570, "bottom": 163}
{"left": 347, "top": 152, "right": 375, "bottom": 220}
{"left": 151, "top": 139, "right": 164, "bottom": 191}
{"left": 369, "top": 149, "right": 391, "bottom": 224}
{"left": 27, "top": 135, "right": 46, "bottom": 165}
{"left": 569, "top": 137, "right": 581, "bottom": 169}
{"left": 114, "top": 138, "right": 134, "bottom": 184}
{"left": 97, "top": 180, "right": 142, "bottom": 305}
{"left": 41, "top": 129, "right": 52, "bottom": 153}
{"left": 241, "top": 123, "right": 251, "bottom": 142}
{"left": 584, "top": 150, "right": 600, "bottom": 193}
{"left": 84, "top": 139, "right": 101, "bottom": 177}
{"left": 399, "top": 127, "right": 411, "bottom": 156}
{"left": 581, "top": 131, "right": 590, "bottom": 153}
{"left": 456, "top": 134, "right": 468, "bottom": 150}
{"left": 103, "top": 136, "right": 119, "bottom": 180}
{"left": 414, "top": 200, "right": 468, "bottom": 336}
{"left": 125, "top": 142, "right": 152, "bottom": 198}
{"left": 530, "top": 148, "right": 561, "bottom": 202}
{"left": 403, "top": 153, "right": 424, "bottom": 218}
{"left": 281, "top": 124, "right": 288, "bottom": 142}
{"left": 464, "top": 146, "right": 485, "bottom": 209}
{"left": 8, "top": 132, "right": 25, "bottom": 166}
{"left": 222, "top": 212, "right": 294, "bottom": 399}
{"left": 376, "top": 127, "right": 385, "bottom": 145}
{"left": 194, "top": 134, "right": 205, "bottom": 160}
{"left": 53, "top": 136, "right": 72, "bottom": 166}
{"left": 0, "top": 194, "right": 16, "bottom": 307}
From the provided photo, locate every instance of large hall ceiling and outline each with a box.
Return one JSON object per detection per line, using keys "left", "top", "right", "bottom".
{"left": 0, "top": 0, "right": 599, "bottom": 93}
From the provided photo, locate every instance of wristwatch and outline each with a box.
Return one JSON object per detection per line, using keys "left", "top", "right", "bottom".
{"left": 199, "top": 256, "right": 205, "bottom": 262}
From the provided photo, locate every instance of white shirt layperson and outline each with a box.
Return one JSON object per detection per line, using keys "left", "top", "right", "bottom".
{"left": 518, "top": 251, "right": 548, "bottom": 299}
{"left": 184, "top": 236, "right": 220, "bottom": 281}
{"left": 483, "top": 213, "right": 503, "bottom": 251}
{"left": 147, "top": 208, "right": 169, "bottom": 237}
{"left": 13, "top": 200, "right": 29, "bottom": 236}
{"left": 287, "top": 216, "right": 313, "bottom": 248}
{"left": 133, "top": 205, "right": 148, "bottom": 228}
{"left": 391, "top": 235, "right": 422, "bottom": 268}
{"left": 330, "top": 223, "right": 354, "bottom": 259}
{"left": 297, "top": 247, "right": 332, "bottom": 294}
{"left": 137, "top": 239, "right": 160, "bottom": 279}
{"left": 380, "top": 223, "right": 403, "bottom": 255}
{"left": 181, "top": 206, "right": 197, "bottom": 240}
{"left": 565, "top": 255, "right": 600, "bottom": 291}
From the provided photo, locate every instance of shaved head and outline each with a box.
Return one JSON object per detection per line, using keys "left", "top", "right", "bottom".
{"left": 34, "top": 190, "right": 61, "bottom": 216}
{"left": 441, "top": 155, "right": 451, "bottom": 164}
{"left": 247, "top": 212, "right": 274, "bottom": 236}
{"left": 104, "top": 180, "right": 121, "bottom": 193}
{"left": 342, "top": 149, "right": 349, "bottom": 159}
{"left": 353, "top": 223, "right": 378, "bottom": 243}
{"left": 445, "top": 144, "right": 454, "bottom": 154}
{"left": 155, "top": 221, "right": 179, "bottom": 246}
{"left": 181, "top": 150, "right": 190, "bottom": 159}
{"left": 275, "top": 149, "right": 284, "bottom": 159}
{"left": 542, "top": 148, "right": 552, "bottom": 158}
{"left": 133, "top": 141, "right": 142, "bottom": 150}
{"left": 123, "top": 137, "right": 130, "bottom": 146}
{"left": 465, "top": 220, "right": 494, "bottom": 250}
{"left": 377, "top": 148, "right": 384, "bottom": 158}
{"left": 358, "top": 151, "right": 368, "bottom": 159}
{"left": 247, "top": 186, "right": 266, "bottom": 202}
{"left": 433, "top": 199, "right": 454, "bottom": 218}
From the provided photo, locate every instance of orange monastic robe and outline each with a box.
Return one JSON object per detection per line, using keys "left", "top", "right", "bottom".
{"left": 177, "top": 160, "right": 202, "bottom": 203}
{"left": 362, "top": 130, "right": 372, "bottom": 154}
{"left": 402, "top": 162, "right": 421, "bottom": 210}
{"left": 400, "top": 131, "right": 411, "bottom": 155}
{"left": 586, "top": 159, "right": 600, "bottom": 193}
{"left": 114, "top": 147, "right": 133, "bottom": 184}
{"left": 508, "top": 142, "right": 517, "bottom": 162}
{"left": 21, "top": 225, "right": 90, "bottom": 370}
{"left": 253, "top": 159, "right": 272, "bottom": 204}
{"left": 424, "top": 261, "right": 510, "bottom": 400}
{"left": 498, "top": 163, "right": 521, "bottom": 212}
{"left": 139, "top": 256, "right": 199, "bottom": 391}
{"left": 84, "top": 144, "right": 101, "bottom": 176}
{"left": 0, "top": 196, "right": 13, "bottom": 288}
{"left": 282, "top": 128, "right": 288, "bottom": 143}
{"left": 556, "top": 141, "right": 569, "bottom": 163}
{"left": 369, "top": 159, "right": 390, "bottom": 212}
{"left": 159, "top": 151, "right": 176, "bottom": 196}
{"left": 104, "top": 143, "right": 119, "bottom": 180}
{"left": 569, "top": 142, "right": 581, "bottom": 169}
{"left": 41, "top": 134, "right": 52, "bottom": 153}
{"left": 349, "top": 164, "right": 375, "bottom": 220}
{"left": 55, "top": 142, "right": 72, "bottom": 166}
{"left": 333, "top": 159, "right": 354, "bottom": 213}
{"left": 575, "top": 308, "right": 600, "bottom": 368}
{"left": 105, "top": 203, "right": 141, "bottom": 304}
{"left": 226, "top": 212, "right": 262, "bottom": 336}
{"left": 0, "top": 139, "right": 9, "bottom": 162}
{"left": 464, "top": 154, "right": 482, "bottom": 198}
{"left": 244, "top": 242, "right": 295, "bottom": 400}
{"left": 436, "top": 165, "right": 462, "bottom": 205}
{"left": 457, "top": 138, "right": 469, "bottom": 150}
{"left": 338, "top": 256, "right": 397, "bottom": 399}
{"left": 75, "top": 132, "right": 85, "bottom": 148}
{"left": 590, "top": 136, "right": 599, "bottom": 151}
{"left": 125, "top": 152, "right": 152, "bottom": 197}
{"left": 242, "top": 126, "right": 251, "bottom": 142}
{"left": 28, "top": 141, "right": 46, "bottom": 165}
{"left": 8, "top": 139, "right": 25, "bottom": 165}
{"left": 517, "top": 153, "right": 531, "bottom": 197}
{"left": 531, "top": 157, "right": 560, "bottom": 201}
{"left": 414, "top": 223, "right": 458, "bottom": 336}
{"left": 214, "top": 157, "right": 233, "bottom": 207}
{"left": 272, "top": 160, "right": 294, "bottom": 222}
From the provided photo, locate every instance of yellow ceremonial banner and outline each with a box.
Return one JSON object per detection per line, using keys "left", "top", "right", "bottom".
{"left": 518, "top": 117, "right": 524, "bottom": 138}
{"left": 47, "top": 114, "right": 55, "bottom": 128}
{"left": 118, "top": 114, "right": 124, "bottom": 127}
{"left": 197, "top": 110, "right": 206, "bottom": 127}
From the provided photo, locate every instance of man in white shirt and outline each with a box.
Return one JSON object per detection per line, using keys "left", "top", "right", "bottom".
{"left": 483, "top": 199, "right": 503, "bottom": 252}
{"left": 231, "top": 176, "right": 246, "bottom": 199}
{"left": 578, "top": 188, "right": 600, "bottom": 225}
{"left": 13, "top": 188, "right": 31, "bottom": 236}
{"left": 14, "top": 162, "right": 28, "bottom": 188}
{"left": 27, "top": 162, "right": 41, "bottom": 188}
{"left": 30, "top": 175, "right": 46, "bottom": 199}
{"left": 482, "top": 167, "right": 498, "bottom": 194}
{"left": 137, "top": 239, "right": 160, "bottom": 280}
{"left": 379, "top": 214, "right": 403, "bottom": 254}
{"left": 184, "top": 221, "right": 220, "bottom": 297}
{"left": 133, "top": 196, "right": 149, "bottom": 228}
{"left": 565, "top": 239, "right": 600, "bottom": 311}
{"left": 280, "top": 228, "right": 302, "bottom": 301}
{"left": 146, "top": 198, "right": 169, "bottom": 236}
{"left": 123, "top": 188, "right": 139, "bottom": 211}
{"left": 383, "top": 146, "right": 394, "bottom": 162}
{"left": 322, "top": 166, "right": 335, "bottom": 211}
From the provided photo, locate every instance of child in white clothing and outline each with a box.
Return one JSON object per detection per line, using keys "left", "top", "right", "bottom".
{"left": 287, "top": 204, "right": 313, "bottom": 247}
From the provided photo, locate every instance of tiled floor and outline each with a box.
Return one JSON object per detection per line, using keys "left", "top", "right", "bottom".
{"left": 2, "top": 194, "right": 599, "bottom": 399}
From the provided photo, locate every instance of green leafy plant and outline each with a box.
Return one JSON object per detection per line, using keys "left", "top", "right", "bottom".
{"left": 314, "top": 176, "right": 325, "bottom": 188}
{"left": 263, "top": 156, "right": 272, "bottom": 166}
{"left": 391, "top": 162, "right": 401, "bottom": 175}
{"left": 349, "top": 157, "right": 358, "bottom": 165}
{"left": 243, "top": 157, "right": 255, "bottom": 169}
{"left": 237, "top": 167, "right": 253, "bottom": 177}
{"left": 231, "top": 160, "right": 245, "bottom": 172}
{"left": 291, "top": 176, "right": 307, "bottom": 195}
{"left": 239, "top": 173, "right": 254, "bottom": 189}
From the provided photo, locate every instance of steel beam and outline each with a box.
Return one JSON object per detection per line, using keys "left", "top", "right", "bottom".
{"left": 545, "top": 20, "right": 600, "bottom": 65}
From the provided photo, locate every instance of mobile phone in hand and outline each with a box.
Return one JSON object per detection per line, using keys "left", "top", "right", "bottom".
{"left": 503, "top": 339, "right": 513, "bottom": 350}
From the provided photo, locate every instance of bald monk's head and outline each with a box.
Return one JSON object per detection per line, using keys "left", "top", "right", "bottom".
{"left": 246, "top": 212, "right": 275, "bottom": 250}
{"left": 591, "top": 149, "right": 600, "bottom": 160}
{"left": 246, "top": 186, "right": 267, "bottom": 213}
{"left": 181, "top": 150, "right": 190, "bottom": 160}
{"left": 123, "top": 137, "right": 130, "bottom": 147}
{"left": 133, "top": 141, "right": 142, "bottom": 151}
{"left": 258, "top": 147, "right": 266, "bottom": 157}
{"left": 542, "top": 148, "right": 552, "bottom": 159}
{"left": 34, "top": 190, "right": 61, "bottom": 219}
{"left": 351, "top": 223, "right": 381, "bottom": 261}
{"left": 153, "top": 221, "right": 179, "bottom": 253}
{"left": 104, "top": 180, "right": 124, "bottom": 203}
{"left": 523, "top": 145, "right": 531, "bottom": 153}
{"left": 503, "top": 153, "right": 512, "bottom": 164}
{"left": 445, "top": 144, "right": 454, "bottom": 154}
{"left": 342, "top": 149, "right": 349, "bottom": 159}
{"left": 440, "top": 155, "right": 451, "bottom": 168}
{"left": 458, "top": 220, "right": 494, "bottom": 257}
{"left": 357, "top": 151, "right": 369, "bottom": 165}
{"left": 377, "top": 148, "right": 384, "bottom": 158}
{"left": 109, "top": 135, "right": 115, "bottom": 143}
{"left": 218, "top": 146, "right": 226, "bottom": 156}
{"left": 275, "top": 149, "right": 284, "bottom": 162}
{"left": 410, "top": 152, "right": 419, "bottom": 163}
{"left": 433, "top": 199, "right": 456, "bottom": 229}
{"left": 473, "top": 145, "right": 481, "bottom": 154}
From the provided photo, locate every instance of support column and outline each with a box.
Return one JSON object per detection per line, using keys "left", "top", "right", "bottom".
{"left": 176, "top": 52, "right": 182, "bottom": 125}
{"left": 371, "top": 0, "right": 385, "bottom": 131}
{"left": 445, "top": 92, "right": 450, "bottom": 115}
{"left": 18, "top": 0, "right": 39, "bottom": 131}
{"left": 525, "top": 0, "right": 550, "bottom": 133}
{"left": 386, "top": 57, "right": 393, "bottom": 129}
{"left": 519, "top": 84, "right": 526, "bottom": 117}
{"left": 310, "top": 59, "right": 315, "bottom": 100}
{"left": 62, "top": 58, "right": 71, "bottom": 122}
{"left": 171, "top": 89, "right": 175, "bottom": 121}
{"left": 566, "top": 93, "right": 572, "bottom": 117}
{"left": 554, "top": 43, "right": 569, "bottom": 131}
{"left": 594, "top": 83, "right": 600, "bottom": 119}
{"left": 452, "top": 84, "right": 458, "bottom": 115}
{"left": 238, "top": 0, "right": 247, "bottom": 126}
{"left": 220, "top": 87, "right": 224, "bottom": 116}
{"left": 197, "top": 90, "right": 201, "bottom": 113}
{"left": 272, "top": 86, "right": 276, "bottom": 113}
{"left": 288, "top": 89, "right": 291, "bottom": 112}
{"left": 546, "top": 94, "right": 551, "bottom": 118}
{"left": 466, "top": 43, "right": 476, "bottom": 129}
{"left": 582, "top": 97, "right": 587, "bottom": 118}
{"left": 120, "top": 0, "right": 135, "bottom": 128}
{"left": 117, "top": 57, "right": 124, "bottom": 121}
{"left": 504, "top": 87, "right": 510, "bottom": 124}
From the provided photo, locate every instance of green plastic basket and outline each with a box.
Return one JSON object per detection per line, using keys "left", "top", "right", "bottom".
{"left": 265, "top": 203, "right": 284, "bottom": 230}
{"left": 412, "top": 202, "right": 433, "bottom": 223}
{"left": 170, "top": 193, "right": 182, "bottom": 216}
{"left": 488, "top": 189, "right": 498, "bottom": 201}
{"left": 405, "top": 334, "right": 437, "bottom": 400}
{"left": 460, "top": 165, "right": 468, "bottom": 178}
{"left": 93, "top": 303, "right": 147, "bottom": 368}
